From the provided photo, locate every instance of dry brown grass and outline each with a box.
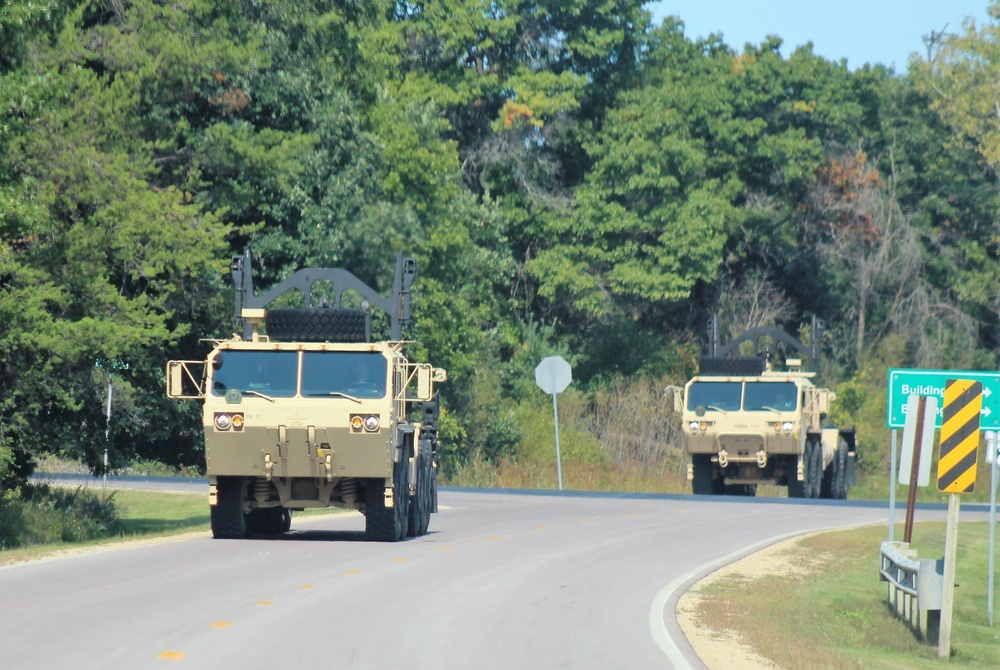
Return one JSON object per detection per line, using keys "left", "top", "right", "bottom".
{"left": 444, "top": 458, "right": 690, "bottom": 493}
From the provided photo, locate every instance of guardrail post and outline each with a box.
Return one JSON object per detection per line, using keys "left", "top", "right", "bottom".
{"left": 880, "top": 541, "right": 943, "bottom": 644}
{"left": 917, "top": 557, "right": 943, "bottom": 644}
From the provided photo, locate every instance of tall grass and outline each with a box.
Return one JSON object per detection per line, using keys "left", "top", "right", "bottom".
{"left": 0, "top": 484, "right": 121, "bottom": 549}
{"left": 446, "top": 457, "right": 690, "bottom": 493}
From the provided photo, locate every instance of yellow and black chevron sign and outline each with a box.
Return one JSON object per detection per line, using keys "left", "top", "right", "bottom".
{"left": 937, "top": 378, "right": 983, "bottom": 493}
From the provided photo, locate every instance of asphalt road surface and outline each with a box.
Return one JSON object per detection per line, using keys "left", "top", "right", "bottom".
{"left": 0, "top": 488, "right": 934, "bottom": 669}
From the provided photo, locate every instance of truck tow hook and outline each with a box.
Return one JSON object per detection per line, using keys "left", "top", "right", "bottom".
{"left": 756, "top": 450, "right": 768, "bottom": 468}
{"left": 717, "top": 450, "right": 729, "bottom": 468}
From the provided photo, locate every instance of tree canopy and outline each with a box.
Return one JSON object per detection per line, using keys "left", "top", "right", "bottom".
{"left": 2, "top": 0, "right": 999, "bottom": 485}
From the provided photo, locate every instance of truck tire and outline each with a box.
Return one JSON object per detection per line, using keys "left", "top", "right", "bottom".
{"left": 248, "top": 507, "right": 291, "bottom": 535}
{"left": 697, "top": 356, "right": 766, "bottom": 376}
{"left": 832, "top": 439, "right": 849, "bottom": 500}
{"left": 265, "top": 307, "right": 367, "bottom": 343}
{"left": 212, "top": 477, "right": 248, "bottom": 539}
{"left": 804, "top": 439, "right": 823, "bottom": 499}
{"left": 787, "top": 456, "right": 805, "bottom": 498}
{"left": 691, "top": 454, "right": 723, "bottom": 495}
{"left": 365, "top": 459, "right": 410, "bottom": 542}
{"left": 407, "top": 443, "right": 433, "bottom": 537}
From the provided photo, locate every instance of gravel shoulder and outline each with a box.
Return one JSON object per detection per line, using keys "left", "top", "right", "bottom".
{"left": 676, "top": 533, "right": 823, "bottom": 670}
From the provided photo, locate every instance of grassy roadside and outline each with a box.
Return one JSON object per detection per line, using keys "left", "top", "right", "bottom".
{"left": 687, "top": 521, "right": 1000, "bottom": 669}
{"left": 0, "top": 489, "right": 211, "bottom": 565}
{"left": 0, "top": 488, "right": 354, "bottom": 566}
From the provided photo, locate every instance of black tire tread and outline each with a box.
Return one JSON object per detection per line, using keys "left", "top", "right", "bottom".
{"left": 365, "top": 460, "right": 410, "bottom": 542}
{"left": 698, "top": 356, "right": 766, "bottom": 376}
{"left": 265, "top": 307, "right": 367, "bottom": 342}
{"left": 211, "top": 477, "right": 247, "bottom": 539}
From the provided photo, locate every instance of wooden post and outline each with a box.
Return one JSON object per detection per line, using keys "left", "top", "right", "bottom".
{"left": 904, "top": 396, "right": 927, "bottom": 543}
{"left": 938, "top": 493, "right": 960, "bottom": 660}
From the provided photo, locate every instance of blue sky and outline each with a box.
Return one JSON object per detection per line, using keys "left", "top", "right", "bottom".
{"left": 645, "top": 1, "right": 993, "bottom": 72}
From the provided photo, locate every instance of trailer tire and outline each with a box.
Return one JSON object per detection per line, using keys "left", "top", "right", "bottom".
{"left": 265, "top": 307, "right": 367, "bottom": 342}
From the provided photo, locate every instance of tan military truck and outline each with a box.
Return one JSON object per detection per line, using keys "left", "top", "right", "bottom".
{"left": 167, "top": 249, "right": 446, "bottom": 541}
{"left": 668, "top": 317, "right": 856, "bottom": 498}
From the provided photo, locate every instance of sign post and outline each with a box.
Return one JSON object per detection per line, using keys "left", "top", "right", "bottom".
{"left": 937, "top": 378, "right": 983, "bottom": 659}
{"left": 987, "top": 432, "right": 999, "bottom": 627}
{"left": 535, "top": 356, "right": 572, "bottom": 491}
{"left": 95, "top": 359, "right": 129, "bottom": 501}
{"left": 900, "top": 395, "right": 937, "bottom": 543}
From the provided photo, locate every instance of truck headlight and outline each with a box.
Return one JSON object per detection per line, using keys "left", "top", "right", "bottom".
{"left": 214, "top": 412, "right": 243, "bottom": 431}
{"left": 782, "top": 422, "right": 793, "bottom": 432}
{"left": 689, "top": 421, "right": 700, "bottom": 431}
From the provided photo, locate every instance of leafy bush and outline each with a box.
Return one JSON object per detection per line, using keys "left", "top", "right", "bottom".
{"left": 0, "top": 484, "right": 122, "bottom": 549}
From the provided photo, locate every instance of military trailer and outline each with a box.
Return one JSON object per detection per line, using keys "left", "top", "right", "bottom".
{"left": 167, "top": 249, "right": 446, "bottom": 541}
{"left": 668, "top": 316, "right": 856, "bottom": 498}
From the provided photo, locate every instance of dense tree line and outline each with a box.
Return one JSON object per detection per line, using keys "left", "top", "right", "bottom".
{"left": 2, "top": 0, "right": 1000, "bottom": 489}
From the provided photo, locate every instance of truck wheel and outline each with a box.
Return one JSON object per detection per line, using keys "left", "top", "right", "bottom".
{"left": 787, "top": 456, "right": 805, "bottom": 498}
{"left": 365, "top": 458, "right": 410, "bottom": 542}
{"left": 248, "top": 508, "right": 291, "bottom": 535}
{"left": 833, "top": 439, "right": 849, "bottom": 499}
{"left": 804, "top": 440, "right": 822, "bottom": 499}
{"left": 265, "top": 307, "right": 367, "bottom": 343}
{"left": 407, "top": 444, "right": 432, "bottom": 537}
{"left": 691, "top": 455, "right": 722, "bottom": 495}
{"left": 212, "top": 477, "right": 248, "bottom": 539}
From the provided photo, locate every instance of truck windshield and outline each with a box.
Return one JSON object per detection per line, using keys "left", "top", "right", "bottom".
{"left": 211, "top": 351, "right": 298, "bottom": 398}
{"left": 743, "top": 382, "right": 798, "bottom": 411}
{"left": 301, "top": 351, "right": 388, "bottom": 399}
{"left": 687, "top": 382, "right": 742, "bottom": 411}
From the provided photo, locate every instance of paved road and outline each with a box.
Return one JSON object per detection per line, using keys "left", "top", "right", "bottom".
{"left": 0, "top": 487, "right": 914, "bottom": 670}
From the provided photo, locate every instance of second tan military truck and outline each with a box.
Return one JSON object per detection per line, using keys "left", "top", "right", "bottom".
{"left": 167, "top": 249, "right": 446, "bottom": 541}
{"left": 668, "top": 317, "right": 856, "bottom": 498}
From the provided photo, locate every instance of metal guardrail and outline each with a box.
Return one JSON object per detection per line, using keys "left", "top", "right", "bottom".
{"left": 879, "top": 541, "right": 944, "bottom": 643}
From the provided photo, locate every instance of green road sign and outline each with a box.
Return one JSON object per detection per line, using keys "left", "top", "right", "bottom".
{"left": 887, "top": 368, "right": 1000, "bottom": 429}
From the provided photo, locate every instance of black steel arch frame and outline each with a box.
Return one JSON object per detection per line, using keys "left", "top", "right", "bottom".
{"left": 230, "top": 248, "right": 416, "bottom": 341}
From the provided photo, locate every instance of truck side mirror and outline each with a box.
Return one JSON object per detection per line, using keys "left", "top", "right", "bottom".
{"left": 166, "top": 361, "right": 205, "bottom": 399}
{"left": 168, "top": 362, "right": 185, "bottom": 398}
{"left": 416, "top": 366, "right": 432, "bottom": 401}
{"left": 664, "top": 385, "right": 683, "bottom": 413}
